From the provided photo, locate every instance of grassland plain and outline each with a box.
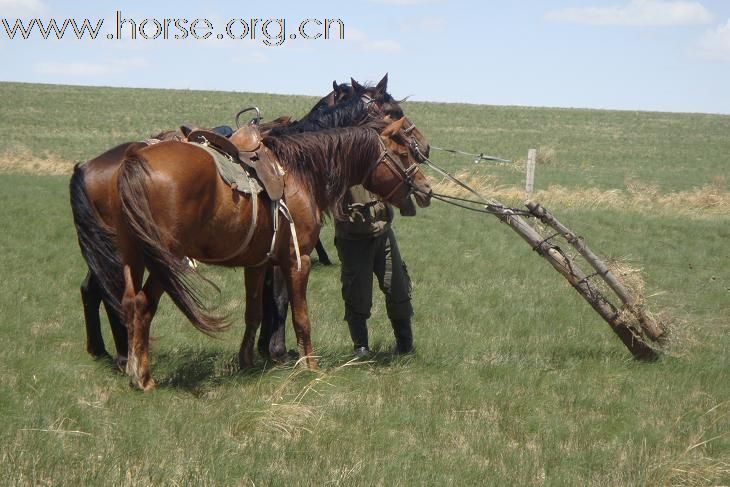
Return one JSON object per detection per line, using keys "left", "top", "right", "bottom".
{"left": 0, "top": 82, "right": 728, "bottom": 485}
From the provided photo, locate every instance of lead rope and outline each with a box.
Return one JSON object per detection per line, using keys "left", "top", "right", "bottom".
{"left": 414, "top": 146, "right": 533, "bottom": 218}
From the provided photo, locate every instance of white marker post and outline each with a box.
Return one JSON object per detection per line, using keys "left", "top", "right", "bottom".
{"left": 525, "top": 148, "right": 536, "bottom": 198}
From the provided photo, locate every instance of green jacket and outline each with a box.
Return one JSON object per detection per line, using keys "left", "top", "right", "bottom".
{"left": 335, "top": 185, "right": 393, "bottom": 240}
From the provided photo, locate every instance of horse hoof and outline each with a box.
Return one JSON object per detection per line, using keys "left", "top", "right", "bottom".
{"left": 141, "top": 378, "right": 156, "bottom": 392}
{"left": 115, "top": 355, "right": 128, "bottom": 372}
{"left": 88, "top": 349, "right": 110, "bottom": 360}
{"left": 129, "top": 376, "right": 156, "bottom": 392}
{"left": 238, "top": 354, "right": 254, "bottom": 369}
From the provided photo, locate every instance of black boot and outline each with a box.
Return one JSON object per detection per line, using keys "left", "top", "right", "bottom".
{"left": 391, "top": 319, "right": 414, "bottom": 354}
{"left": 347, "top": 317, "right": 369, "bottom": 356}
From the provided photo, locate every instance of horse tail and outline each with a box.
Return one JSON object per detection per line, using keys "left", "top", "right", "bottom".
{"left": 69, "top": 163, "right": 124, "bottom": 317}
{"left": 117, "top": 149, "right": 229, "bottom": 335}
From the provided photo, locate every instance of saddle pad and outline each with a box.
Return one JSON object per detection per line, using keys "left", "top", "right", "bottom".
{"left": 190, "top": 142, "right": 262, "bottom": 195}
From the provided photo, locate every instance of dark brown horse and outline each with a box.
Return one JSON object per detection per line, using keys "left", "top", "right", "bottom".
{"left": 256, "top": 75, "right": 427, "bottom": 359}
{"left": 102, "top": 118, "right": 431, "bottom": 390}
{"left": 70, "top": 77, "right": 397, "bottom": 366}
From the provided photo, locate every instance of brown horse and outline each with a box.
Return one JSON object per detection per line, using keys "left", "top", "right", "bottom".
{"left": 102, "top": 118, "right": 431, "bottom": 390}
{"left": 70, "top": 76, "right": 400, "bottom": 366}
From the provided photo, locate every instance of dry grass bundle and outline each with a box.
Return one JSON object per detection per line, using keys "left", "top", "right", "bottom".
{"left": 229, "top": 357, "right": 368, "bottom": 440}
{"left": 432, "top": 171, "right": 729, "bottom": 215}
{"left": 605, "top": 258, "right": 647, "bottom": 305}
{"left": 535, "top": 145, "right": 557, "bottom": 165}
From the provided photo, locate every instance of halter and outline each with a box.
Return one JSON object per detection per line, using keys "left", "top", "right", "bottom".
{"left": 361, "top": 136, "right": 422, "bottom": 203}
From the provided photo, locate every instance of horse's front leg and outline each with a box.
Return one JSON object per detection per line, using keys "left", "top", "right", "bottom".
{"left": 240, "top": 266, "right": 266, "bottom": 368}
{"left": 258, "top": 267, "right": 289, "bottom": 360}
{"left": 284, "top": 255, "right": 318, "bottom": 369}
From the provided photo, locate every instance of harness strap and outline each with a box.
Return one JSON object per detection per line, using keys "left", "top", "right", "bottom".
{"left": 279, "top": 201, "right": 302, "bottom": 272}
{"left": 254, "top": 199, "right": 302, "bottom": 272}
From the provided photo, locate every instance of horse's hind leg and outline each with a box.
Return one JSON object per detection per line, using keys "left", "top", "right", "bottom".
{"left": 123, "top": 266, "right": 163, "bottom": 391}
{"left": 82, "top": 270, "right": 129, "bottom": 367}
{"left": 285, "top": 256, "right": 318, "bottom": 369}
{"left": 240, "top": 266, "right": 266, "bottom": 368}
{"left": 81, "top": 271, "right": 107, "bottom": 358}
{"left": 103, "top": 299, "right": 129, "bottom": 370}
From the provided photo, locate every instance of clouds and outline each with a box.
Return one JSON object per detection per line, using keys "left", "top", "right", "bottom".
{"left": 347, "top": 28, "right": 402, "bottom": 53}
{"left": 696, "top": 19, "right": 730, "bottom": 61}
{"left": 545, "top": 0, "right": 730, "bottom": 63}
{"left": 546, "top": 0, "right": 713, "bottom": 27}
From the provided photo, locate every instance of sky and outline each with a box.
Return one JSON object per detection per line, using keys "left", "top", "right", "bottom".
{"left": 1, "top": 0, "right": 730, "bottom": 114}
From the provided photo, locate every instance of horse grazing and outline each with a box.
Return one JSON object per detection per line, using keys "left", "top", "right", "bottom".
{"left": 101, "top": 118, "right": 431, "bottom": 390}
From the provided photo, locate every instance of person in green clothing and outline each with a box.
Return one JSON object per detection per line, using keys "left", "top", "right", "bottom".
{"left": 334, "top": 185, "right": 414, "bottom": 358}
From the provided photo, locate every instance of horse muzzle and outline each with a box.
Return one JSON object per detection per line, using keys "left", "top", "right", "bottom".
{"left": 413, "top": 186, "right": 432, "bottom": 208}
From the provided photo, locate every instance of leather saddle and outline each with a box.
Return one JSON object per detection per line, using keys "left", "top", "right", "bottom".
{"left": 185, "top": 124, "right": 284, "bottom": 200}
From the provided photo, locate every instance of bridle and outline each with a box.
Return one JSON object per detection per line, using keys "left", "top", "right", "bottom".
{"left": 400, "top": 119, "right": 429, "bottom": 163}
{"left": 361, "top": 135, "right": 423, "bottom": 203}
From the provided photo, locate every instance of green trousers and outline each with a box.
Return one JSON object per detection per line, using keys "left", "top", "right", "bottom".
{"left": 335, "top": 228, "right": 413, "bottom": 323}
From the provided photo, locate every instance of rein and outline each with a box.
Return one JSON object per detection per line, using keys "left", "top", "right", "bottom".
{"left": 431, "top": 145, "right": 512, "bottom": 164}
{"left": 412, "top": 145, "right": 532, "bottom": 218}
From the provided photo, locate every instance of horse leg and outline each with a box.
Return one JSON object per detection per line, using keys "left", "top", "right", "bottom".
{"left": 257, "top": 267, "right": 275, "bottom": 357}
{"left": 284, "top": 255, "right": 318, "bottom": 369}
{"left": 122, "top": 265, "right": 162, "bottom": 391}
{"left": 314, "top": 239, "right": 332, "bottom": 265}
{"left": 103, "top": 298, "right": 129, "bottom": 370}
{"left": 81, "top": 271, "right": 107, "bottom": 358}
{"left": 270, "top": 266, "right": 290, "bottom": 359}
{"left": 258, "top": 266, "right": 289, "bottom": 360}
{"left": 240, "top": 266, "right": 266, "bottom": 368}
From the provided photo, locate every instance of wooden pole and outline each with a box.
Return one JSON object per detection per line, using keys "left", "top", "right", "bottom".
{"left": 526, "top": 202, "right": 664, "bottom": 341}
{"left": 525, "top": 149, "right": 536, "bottom": 197}
{"left": 484, "top": 203, "right": 659, "bottom": 360}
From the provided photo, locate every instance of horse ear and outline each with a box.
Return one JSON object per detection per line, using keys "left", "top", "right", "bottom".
{"left": 351, "top": 77, "right": 364, "bottom": 92}
{"left": 375, "top": 73, "right": 388, "bottom": 94}
{"left": 382, "top": 117, "right": 405, "bottom": 137}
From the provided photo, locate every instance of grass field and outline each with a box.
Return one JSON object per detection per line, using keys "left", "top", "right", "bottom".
{"left": 0, "top": 81, "right": 728, "bottom": 485}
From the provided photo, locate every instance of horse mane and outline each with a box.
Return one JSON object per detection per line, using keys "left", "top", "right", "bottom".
{"left": 263, "top": 122, "right": 387, "bottom": 213}
{"left": 268, "top": 94, "right": 376, "bottom": 136}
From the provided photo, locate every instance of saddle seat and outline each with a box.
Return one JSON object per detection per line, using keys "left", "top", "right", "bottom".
{"left": 185, "top": 124, "right": 284, "bottom": 200}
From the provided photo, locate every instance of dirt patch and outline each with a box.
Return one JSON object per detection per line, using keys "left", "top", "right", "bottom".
{"left": 0, "top": 146, "right": 74, "bottom": 176}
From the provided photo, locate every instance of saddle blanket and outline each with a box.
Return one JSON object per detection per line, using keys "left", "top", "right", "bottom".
{"left": 189, "top": 142, "right": 263, "bottom": 195}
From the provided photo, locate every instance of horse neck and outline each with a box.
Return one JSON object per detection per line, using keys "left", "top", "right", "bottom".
{"left": 286, "top": 129, "right": 380, "bottom": 210}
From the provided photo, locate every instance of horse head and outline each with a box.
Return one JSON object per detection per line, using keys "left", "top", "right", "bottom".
{"left": 364, "top": 117, "right": 433, "bottom": 216}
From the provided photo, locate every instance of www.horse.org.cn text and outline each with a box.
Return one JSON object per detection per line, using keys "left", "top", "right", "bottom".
{"left": 1, "top": 11, "right": 346, "bottom": 46}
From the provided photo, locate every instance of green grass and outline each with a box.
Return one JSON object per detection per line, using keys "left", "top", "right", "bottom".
{"left": 0, "top": 82, "right": 728, "bottom": 485}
